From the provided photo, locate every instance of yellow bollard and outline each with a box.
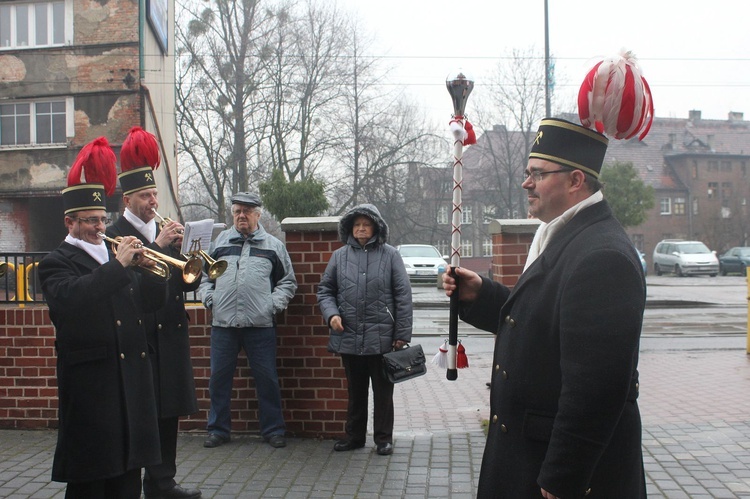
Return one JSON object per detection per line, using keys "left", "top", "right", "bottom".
{"left": 1, "top": 262, "right": 34, "bottom": 308}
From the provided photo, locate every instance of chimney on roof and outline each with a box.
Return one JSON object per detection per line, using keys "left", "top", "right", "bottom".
{"left": 707, "top": 134, "right": 714, "bottom": 150}
{"left": 728, "top": 111, "right": 744, "bottom": 122}
{"left": 689, "top": 110, "right": 702, "bottom": 122}
{"left": 492, "top": 124, "right": 507, "bottom": 133}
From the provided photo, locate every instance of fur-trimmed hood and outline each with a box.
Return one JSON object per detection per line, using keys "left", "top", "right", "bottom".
{"left": 338, "top": 204, "right": 388, "bottom": 246}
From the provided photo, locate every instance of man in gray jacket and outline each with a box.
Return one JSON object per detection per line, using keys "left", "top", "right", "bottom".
{"left": 199, "top": 192, "right": 297, "bottom": 449}
{"left": 317, "top": 204, "right": 412, "bottom": 456}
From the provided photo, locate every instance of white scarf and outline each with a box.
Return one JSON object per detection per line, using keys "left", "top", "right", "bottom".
{"left": 124, "top": 208, "right": 156, "bottom": 243}
{"left": 523, "top": 190, "right": 604, "bottom": 272}
{"left": 64, "top": 234, "right": 110, "bottom": 266}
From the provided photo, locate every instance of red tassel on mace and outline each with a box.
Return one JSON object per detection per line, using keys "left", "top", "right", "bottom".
{"left": 456, "top": 341, "right": 469, "bottom": 369}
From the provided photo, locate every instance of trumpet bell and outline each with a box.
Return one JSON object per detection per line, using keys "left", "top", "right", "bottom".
{"left": 207, "top": 259, "right": 228, "bottom": 280}
{"left": 181, "top": 256, "right": 203, "bottom": 284}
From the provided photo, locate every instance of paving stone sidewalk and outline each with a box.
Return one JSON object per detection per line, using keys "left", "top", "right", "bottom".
{"left": 2, "top": 345, "right": 750, "bottom": 498}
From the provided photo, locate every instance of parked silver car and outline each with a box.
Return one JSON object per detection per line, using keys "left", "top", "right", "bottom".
{"left": 652, "top": 240, "right": 719, "bottom": 277}
{"left": 396, "top": 244, "right": 447, "bottom": 284}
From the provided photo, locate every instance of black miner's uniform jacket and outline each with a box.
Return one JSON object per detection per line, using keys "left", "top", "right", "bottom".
{"left": 39, "top": 242, "right": 166, "bottom": 483}
{"left": 107, "top": 217, "right": 200, "bottom": 418}
{"left": 462, "top": 201, "right": 647, "bottom": 499}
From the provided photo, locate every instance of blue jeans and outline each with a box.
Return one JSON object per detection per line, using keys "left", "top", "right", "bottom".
{"left": 207, "top": 326, "right": 285, "bottom": 439}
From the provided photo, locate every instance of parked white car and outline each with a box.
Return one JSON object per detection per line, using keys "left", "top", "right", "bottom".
{"left": 396, "top": 244, "right": 447, "bottom": 284}
{"left": 652, "top": 240, "right": 719, "bottom": 277}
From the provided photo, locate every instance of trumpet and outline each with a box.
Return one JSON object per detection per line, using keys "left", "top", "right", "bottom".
{"left": 188, "top": 239, "right": 227, "bottom": 280}
{"left": 98, "top": 233, "right": 203, "bottom": 284}
{"left": 152, "top": 208, "right": 184, "bottom": 234}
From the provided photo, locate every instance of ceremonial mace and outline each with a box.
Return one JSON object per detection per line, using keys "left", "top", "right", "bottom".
{"left": 445, "top": 71, "right": 474, "bottom": 381}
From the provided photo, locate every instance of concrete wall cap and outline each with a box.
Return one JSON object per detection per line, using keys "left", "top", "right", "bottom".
{"left": 488, "top": 218, "right": 541, "bottom": 235}
{"left": 281, "top": 216, "right": 340, "bottom": 232}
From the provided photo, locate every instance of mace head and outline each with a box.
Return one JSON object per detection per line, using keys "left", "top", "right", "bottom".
{"left": 446, "top": 70, "right": 474, "bottom": 118}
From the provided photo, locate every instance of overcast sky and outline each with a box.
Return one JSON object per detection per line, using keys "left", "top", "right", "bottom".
{"left": 338, "top": 0, "right": 750, "bottom": 127}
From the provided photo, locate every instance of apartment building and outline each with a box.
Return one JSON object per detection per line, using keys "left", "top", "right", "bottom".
{"left": 0, "top": 0, "right": 178, "bottom": 251}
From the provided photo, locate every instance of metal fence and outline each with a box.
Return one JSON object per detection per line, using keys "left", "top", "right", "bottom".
{"left": 1, "top": 253, "right": 201, "bottom": 304}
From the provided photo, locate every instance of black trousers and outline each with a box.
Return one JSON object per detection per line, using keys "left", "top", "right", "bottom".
{"left": 64, "top": 468, "right": 141, "bottom": 499}
{"left": 142, "top": 416, "right": 178, "bottom": 494}
{"left": 341, "top": 353, "right": 394, "bottom": 445}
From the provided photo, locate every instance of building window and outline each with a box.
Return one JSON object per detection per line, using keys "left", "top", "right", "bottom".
{"left": 461, "top": 205, "right": 472, "bottom": 225}
{"left": 707, "top": 182, "right": 718, "bottom": 199}
{"left": 0, "top": 1, "right": 67, "bottom": 50}
{"left": 721, "top": 182, "right": 732, "bottom": 208}
{"left": 741, "top": 161, "right": 747, "bottom": 177}
{"left": 436, "top": 240, "right": 450, "bottom": 258}
{"left": 673, "top": 197, "right": 686, "bottom": 215}
{"left": 482, "top": 205, "right": 494, "bottom": 224}
{"left": 721, "top": 160, "right": 732, "bottom": 172}
{"left": 707, "top": 160, "right": 718, "bottom": 171}
{"left": 631, "top": 234, "right": 644, "bottom": 252}
{"left": 0, "top": 98, "right": 70, "bottom": 146}
{"left": 437, "top": 205, "right": 449, "bottom": 225}
{"left": 692, "top": 160, "right": 699, "bottom": 179}
{"left": 460, "top": 240, "right": 473, "bottom": 258}
{"left": 482, "top": 238, "right": 492, "bottom": 257}
{"left": 692, "top": 198, "right": 699, "bottom": 215}
{"left": 659, "top": 197, "right": 671, "bottom": 215}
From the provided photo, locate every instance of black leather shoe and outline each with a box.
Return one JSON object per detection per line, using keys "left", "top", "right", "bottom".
{"left": 266, "top": 434, "right": 287, "bottom": 448}
{"left": 333, "top": 439, "right": 365, "bottom": 452}
{"left": 376, "top": 442, "right": 393, "bottom": 455}
{"left": 144, "top": 484, "right": 202, "bottom": 499}
{"left": 203, "top": 433, "right": 230, "bottom": 448}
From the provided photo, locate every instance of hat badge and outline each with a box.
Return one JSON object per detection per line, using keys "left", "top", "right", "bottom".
{"left": 535, "top": 130, "right": 543, "bottom": 145}
{"left": 144, "top": 172, "right": 153, "bottom": 182}
{"left": 92, "top": 191, "right": 102, "bottom": 202}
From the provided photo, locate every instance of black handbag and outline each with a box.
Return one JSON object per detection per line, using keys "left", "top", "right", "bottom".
{"left": 382, "top": 344, "right": 427, "bottom": 383}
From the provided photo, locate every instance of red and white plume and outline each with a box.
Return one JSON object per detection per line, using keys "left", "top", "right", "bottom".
{"left": 67, "top": 137, "right": 117, "bottom": 196}
{"left": 120, "top": 126, "right": 161, "bottom": 172}
{"left": 578, "top": 50, "right": 654, "bottom": 140}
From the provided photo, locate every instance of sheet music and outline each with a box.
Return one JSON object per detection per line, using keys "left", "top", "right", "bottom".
{"left": 181, "top": 219, "right": 225, "bottom": 254}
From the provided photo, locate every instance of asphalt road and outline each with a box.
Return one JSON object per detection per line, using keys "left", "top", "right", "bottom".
{"left": 410, "top": 275, "right": 749, "bottom": 353}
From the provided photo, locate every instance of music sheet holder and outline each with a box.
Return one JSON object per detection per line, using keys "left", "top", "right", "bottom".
{"left": 181, "top": 219, "right": 227, "bottom": 255}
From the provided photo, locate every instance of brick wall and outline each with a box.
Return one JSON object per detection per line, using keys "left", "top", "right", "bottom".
{"left": 0, "top": 218, "right": 532, "bottom": 436}
{"left": 489, "top": 219, "right": 540, "bottom": 287}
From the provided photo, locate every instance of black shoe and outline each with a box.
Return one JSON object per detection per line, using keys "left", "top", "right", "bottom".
{"left": 486, "top": 382, "right": 492, "bottom": 388}
{"left": 333, "top": 439, "right": 365, "bottom": 452}
{"left": 203, "top": 433, "right": 230, "bottom": 448}
{"left": 144, "top": 484, "right": 202, "bottom": 499}
{"left": 376, "top": 442, "right": 393, "bottom": 456}
{"left": 266, "top": 434, "right": 287, "bottom": 448}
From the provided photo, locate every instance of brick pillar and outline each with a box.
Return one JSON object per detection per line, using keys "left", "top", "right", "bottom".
{"left": 0, "top": 305, "right": 58, "bottom": 429}
{"left": 279, "top": 217, "right": 346, "bottom": 438}
{"left": 489, "top": 219, "right": 540, "bottom": 288}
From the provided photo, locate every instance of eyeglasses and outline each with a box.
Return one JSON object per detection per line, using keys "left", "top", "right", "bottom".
{"left": 523, "top": 169, "right": 570, "bottom": 182}
{"left": 74, "top": 217, "right": 111, "bottom": 225}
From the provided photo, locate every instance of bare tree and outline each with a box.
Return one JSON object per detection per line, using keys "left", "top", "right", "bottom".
{"left": 175, "top": 0, "right": 273, "bottom": 221}
{"left": 471, "top": 47, "right": 549, "bottom": 220}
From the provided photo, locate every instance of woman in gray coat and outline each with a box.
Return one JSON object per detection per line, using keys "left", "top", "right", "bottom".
{"left": 317, "top": 204, "right": 413, "bottom": 456}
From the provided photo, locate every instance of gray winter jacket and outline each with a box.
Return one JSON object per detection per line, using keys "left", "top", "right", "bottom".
{"left": 317, "top": 204, "right": 413, "bottom": 355}
{"left": 199, "top": 223, "right": 297, "bottom": 328}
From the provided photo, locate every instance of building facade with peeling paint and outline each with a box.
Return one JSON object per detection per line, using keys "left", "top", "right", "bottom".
{"left": 0, "top": 0, "right": 178, "bottom": 251}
